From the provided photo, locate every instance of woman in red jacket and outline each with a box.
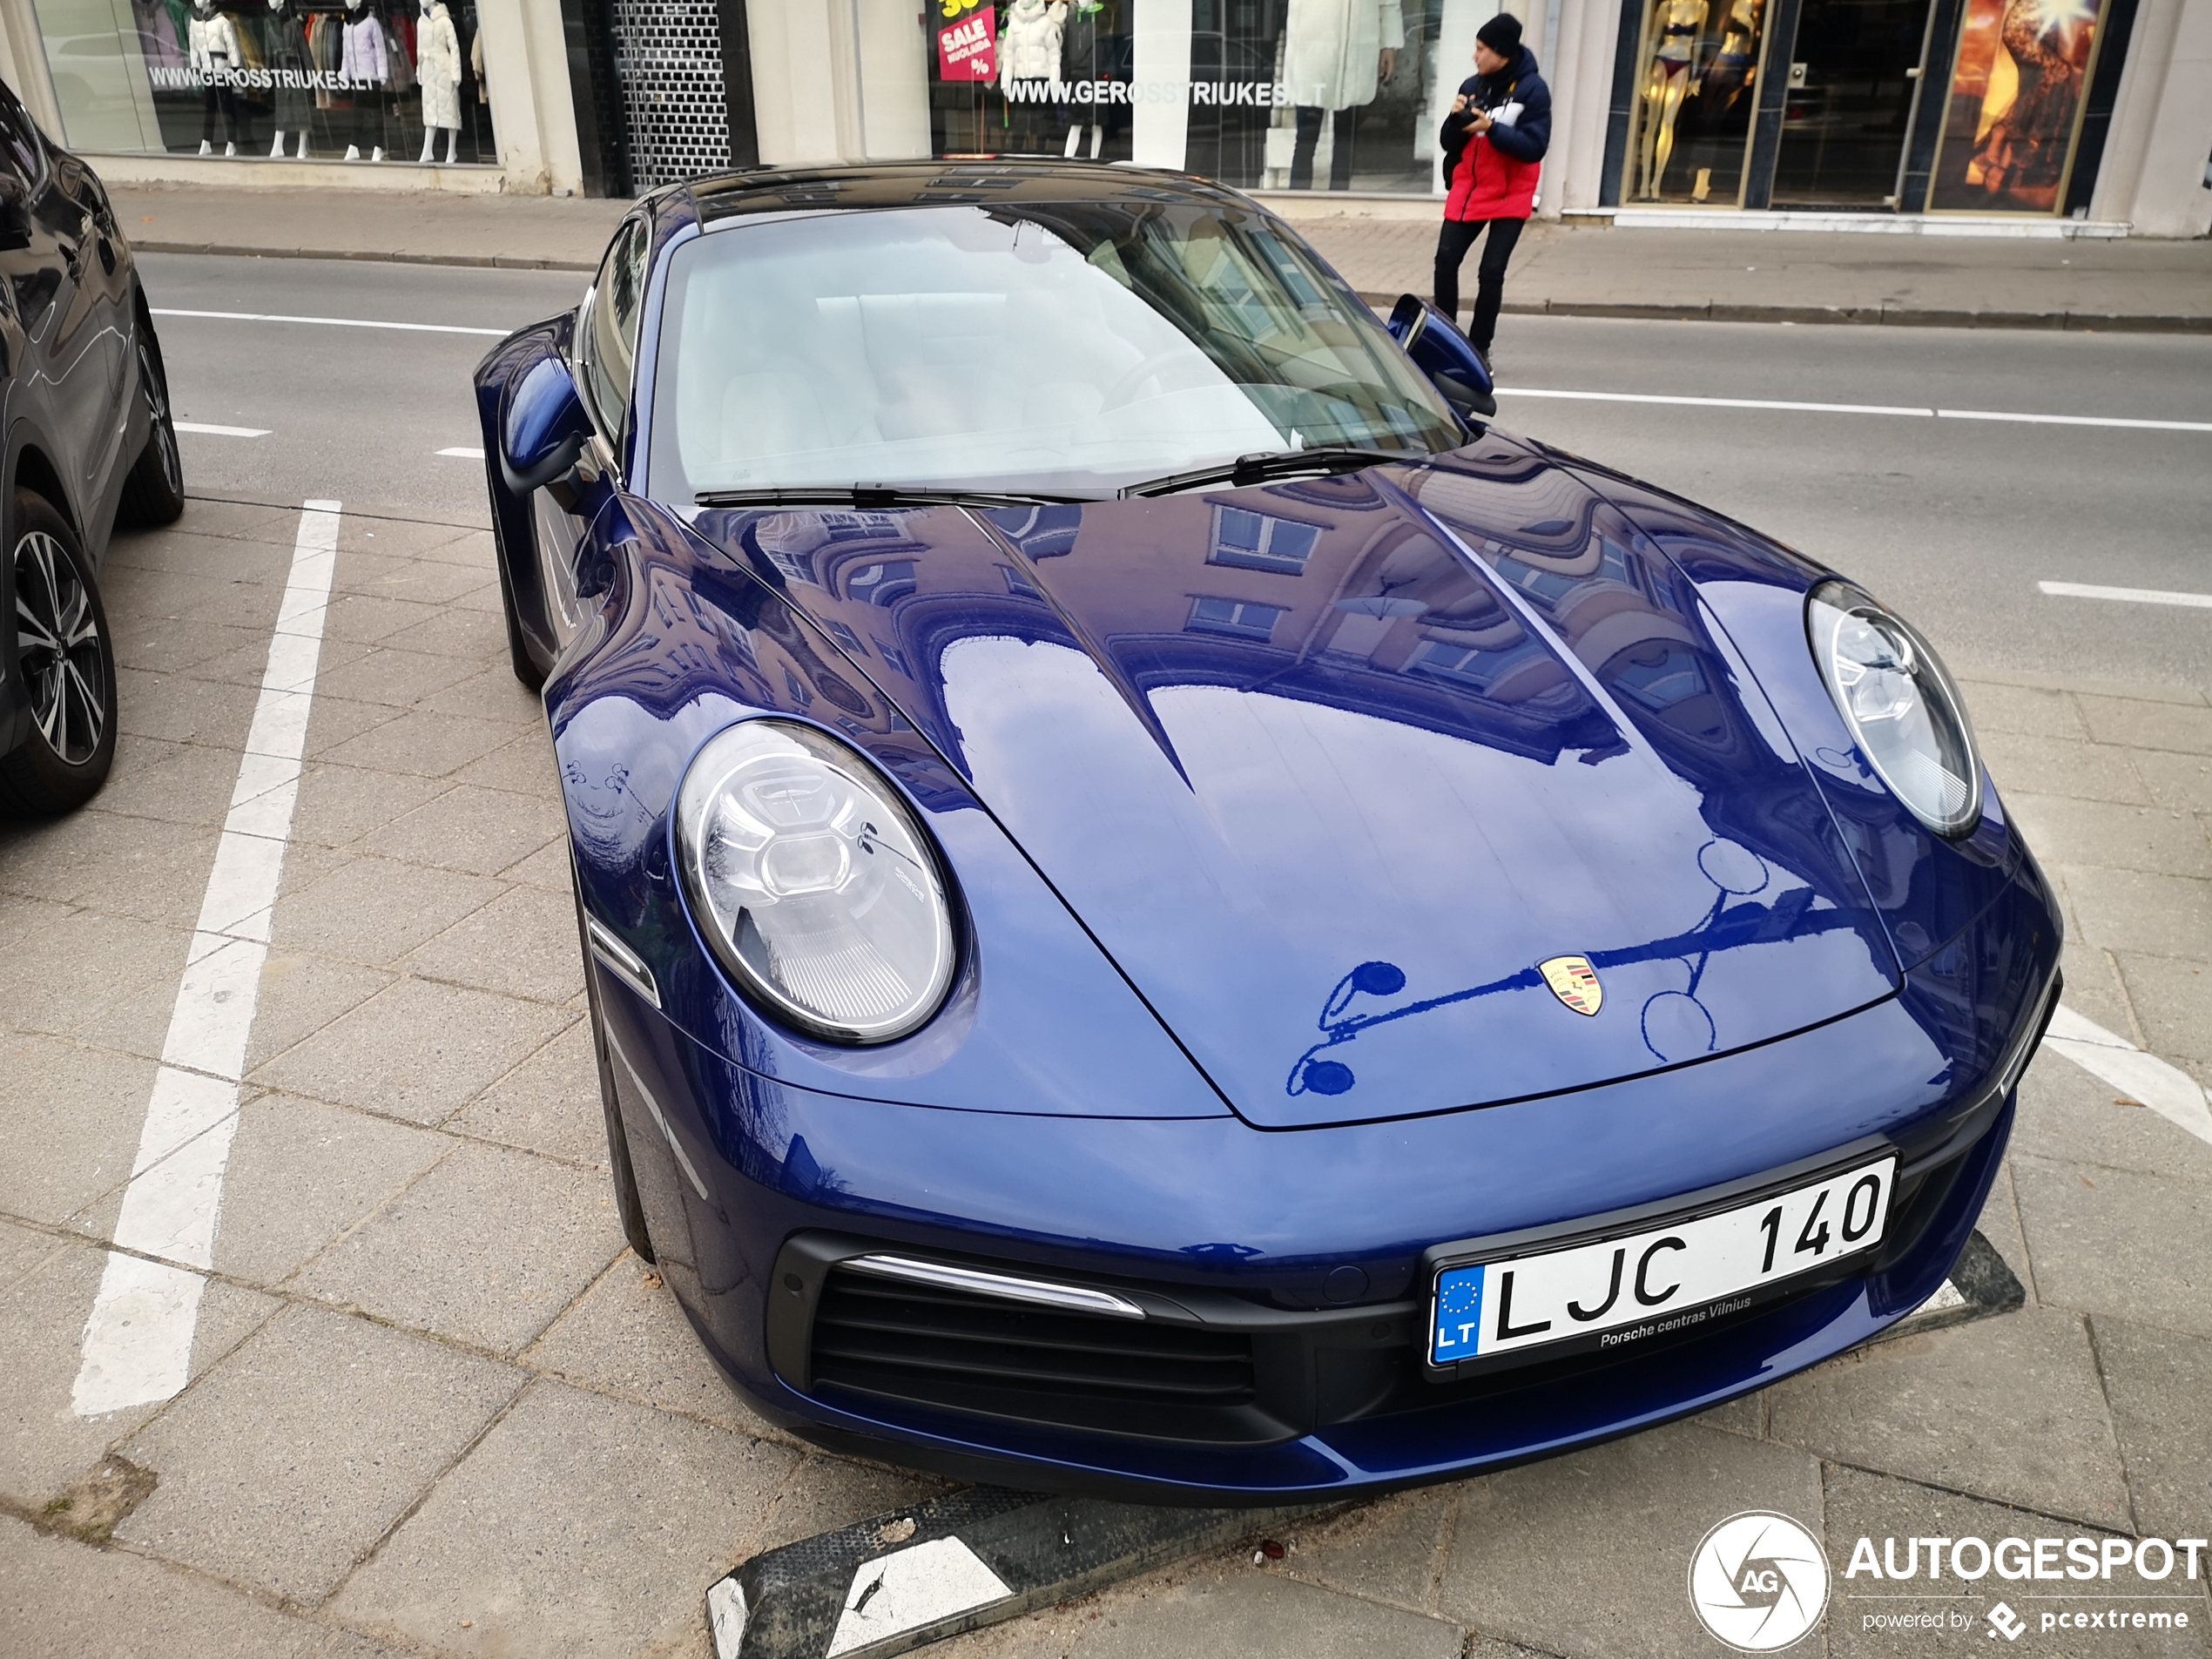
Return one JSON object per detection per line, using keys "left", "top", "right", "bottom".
{"left": 1435, "top": 13, "right": 1553, "bottom": 365}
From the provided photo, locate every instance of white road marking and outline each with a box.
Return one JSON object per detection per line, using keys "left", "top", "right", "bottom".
{"left": 826, "top": 1538, "right": 1012, "bottom": 1658}
{"left": 174, "top": 421, "right": 270, "bottom": 438}
{"left": 2044, "top": 1004, "right": 2212, "bottom": 1148}
{"left": 72, "top": 499, "right": 342, "bottom": 1417}
{"left": 1498, "top": 387, "right": 2212, "bottom": 433}
{"left": 437, "top": 446, "right": 486, "bottom": 459}
{"left": 151, "top": 306, "right": 509, "bottom": 338}
{"left": 2038, "top": 580, "right": 2212, "bottom": 610}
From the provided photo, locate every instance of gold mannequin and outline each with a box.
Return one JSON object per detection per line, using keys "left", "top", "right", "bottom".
{"left": 1638, "top": 0, "right": 1709, "bottom": 199}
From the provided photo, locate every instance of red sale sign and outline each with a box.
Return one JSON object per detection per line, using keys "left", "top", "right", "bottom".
{"left": 938, "top": 3, "right": 997, "bottom": 81}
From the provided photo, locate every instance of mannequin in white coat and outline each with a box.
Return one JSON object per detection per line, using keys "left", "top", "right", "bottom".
{"left": 189, "top": 0, "right": 244, "bottom": 156}
{"left": 415, "top": 0, "right": 462, "bottom": 163}
{"left": 1283, "top": 0, "right": 1404, "bottom": 190}
{"left": 999, "top": 0, "right": 1067, "bottom": 152}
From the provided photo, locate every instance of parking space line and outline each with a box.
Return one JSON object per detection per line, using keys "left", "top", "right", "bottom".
{"left": 72, "top": 499, "right": 343, "bottom": 1418}
{"left": 2045, "top": 1004, "right": 2212, "bottom": 1148}
{"left": 174, "top": 421, "right": 271, "bottom": 438}
{"left": 437, "top": 446, "right": 486, "bottom": 459}
{"left": 151, "top": 306, "right": 510, "bottom": 337}
{"left": 2038, "top": 580, "right": 2212, "bottom": 610}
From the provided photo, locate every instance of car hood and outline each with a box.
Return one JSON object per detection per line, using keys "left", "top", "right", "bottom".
{"left": 685, "top": 435, "right": 1898, "bottom": 1127}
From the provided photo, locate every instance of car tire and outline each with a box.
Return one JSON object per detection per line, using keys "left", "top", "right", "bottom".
{"left": 574, "top": 881, "right": 657, "bottom": 1264}
{"left": 113, "top": 322, "right": 185, "bottom": 529}
{"left": 495, "top": 515, "right": 548, "bottom": 692}
{"left": 0, "top": 491, "right": 118, "bottom": 815}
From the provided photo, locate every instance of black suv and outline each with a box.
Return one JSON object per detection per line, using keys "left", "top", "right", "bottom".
{"left": 0, "top": 76, "right": 182, "bottom": 813}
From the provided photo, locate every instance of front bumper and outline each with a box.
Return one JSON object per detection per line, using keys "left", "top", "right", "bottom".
{"left": 596, "top": 870, "right": 2058, "bottom": 1501}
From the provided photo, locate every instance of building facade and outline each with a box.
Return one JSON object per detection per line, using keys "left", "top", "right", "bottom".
{"left": 0, "top": 0, "right": 2204, "bottom": 233}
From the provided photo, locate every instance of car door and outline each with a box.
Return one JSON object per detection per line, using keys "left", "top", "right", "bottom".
{"left": 534, "top": 212, "right": 650, "bottom": 651}
{"left": 0, "top": 87, "right": 113, "bottom": 509}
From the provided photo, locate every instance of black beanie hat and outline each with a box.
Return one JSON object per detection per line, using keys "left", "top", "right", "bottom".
{"left": 1476, "top": 12, "right": 1524, "bottom": 55}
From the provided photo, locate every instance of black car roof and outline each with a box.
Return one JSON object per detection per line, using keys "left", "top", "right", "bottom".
{"left": 678, "top": 158, "right": 1250, "bottom": 226}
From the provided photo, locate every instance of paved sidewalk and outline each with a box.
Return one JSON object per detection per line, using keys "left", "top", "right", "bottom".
{"left": 111, "top": 180, "right": 2212, "bottom": 331}
{"left": 2, "top": 489, "right": 2207, "bottom": 1657}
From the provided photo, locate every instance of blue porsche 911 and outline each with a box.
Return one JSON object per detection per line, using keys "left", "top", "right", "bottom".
{"left": 476, "top": 161, "right": 2059, "bottom": 1501}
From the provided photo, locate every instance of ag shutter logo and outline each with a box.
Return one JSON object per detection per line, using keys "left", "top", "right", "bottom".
{"left": 1986, "top": 1602, "right": 2027, "bottom": 1641}
{"left": 1689, "top": 1512, "right": 1831, "bottom": 1652}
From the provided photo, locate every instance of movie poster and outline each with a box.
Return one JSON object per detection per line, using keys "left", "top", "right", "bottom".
{"left": 1929, "top": 0, "right": 2105, "bottom": 212}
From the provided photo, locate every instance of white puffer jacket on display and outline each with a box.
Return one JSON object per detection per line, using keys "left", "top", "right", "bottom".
{"left": 999, "top": 0, "right": 1068, "bottom": 94}
{"left": 417, "top": 2, "right": 462, "bottom": 129}
{"left": 1282, "top": 0, "right": 1406, "bottom": 111}
{"left": 189, "top": 10, "right": 240, "bottom": 75}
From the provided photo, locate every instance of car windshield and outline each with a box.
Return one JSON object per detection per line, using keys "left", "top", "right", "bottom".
{"left": 646, "top": 200, "right": 1461, "bottom": 502}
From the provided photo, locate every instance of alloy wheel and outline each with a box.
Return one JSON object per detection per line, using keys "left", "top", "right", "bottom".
{"left": 14, "top": 529, "right": 106, "bottom": 765}
{"left": 140, "top": 337, "right": 181, "bottom": 496}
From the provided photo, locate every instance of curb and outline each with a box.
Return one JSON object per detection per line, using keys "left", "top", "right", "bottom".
{"left": 135, "top": 239, "right": 596, "bottom": 272}
{"left": 709, "top": 1487, "right": 1327, "bottom": 1659}
{"left": 1358, "top": 293, "right": 2212, "bottom": 334}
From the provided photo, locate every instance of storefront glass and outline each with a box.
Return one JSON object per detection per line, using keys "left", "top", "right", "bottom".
{"left": 916, "top": 1, "right": 1514, "bottom": 197}
{"left": 1927, "top": 0, "right": 2106, "bottom": 212}
{"left": 29, "top": 0, "right": 498, "bottom": 165}
{"left": 1620, "top": 0, "right": 1769, "bottom": 205}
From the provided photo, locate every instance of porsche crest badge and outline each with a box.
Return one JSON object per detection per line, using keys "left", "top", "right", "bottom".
{"left": 1539, "top": 955, "right": 1602, "bottom": 1016}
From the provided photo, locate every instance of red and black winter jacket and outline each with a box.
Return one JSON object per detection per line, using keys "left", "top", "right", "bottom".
{"left": 1440, "top": 47, "right": 1552, "bottom": 222}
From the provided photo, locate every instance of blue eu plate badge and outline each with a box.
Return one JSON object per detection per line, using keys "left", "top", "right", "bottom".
{"left": 1432, "top": 1264, "right": 1486, "bottom": 1363}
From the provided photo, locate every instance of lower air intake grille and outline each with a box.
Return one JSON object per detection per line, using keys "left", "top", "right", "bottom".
{"left": 810, "top": 1265, "right": 1284, "bottom": 1443}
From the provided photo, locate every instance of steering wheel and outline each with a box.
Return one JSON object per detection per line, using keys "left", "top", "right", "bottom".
{"left": 1100, "top": 347, "right": 1217, "bottom": 413}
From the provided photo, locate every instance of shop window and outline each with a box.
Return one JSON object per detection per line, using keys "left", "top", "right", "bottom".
{"left": 1622, "top": 0, "right": 1770, "bottom": 206}
{"left": 1208, "top": 505, "right": 1319, "bottom": 574}
{"left": 1186, "top": 595, "right": 1285, "bottom": 639}
{"left": 29, "top": 0, "right": 502, "bottom": 167}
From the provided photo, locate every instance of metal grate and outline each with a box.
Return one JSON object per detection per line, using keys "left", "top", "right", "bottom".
{"left": 610, "top": 0, "right": 729, "bottom": 190}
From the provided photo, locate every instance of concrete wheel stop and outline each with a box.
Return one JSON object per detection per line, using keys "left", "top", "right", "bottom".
{"left": 709, "top": 1485, "right": 1327, "bottom": 1658}
{"left": 711, "top": 1231, "right": 2024, "bottom": 1658}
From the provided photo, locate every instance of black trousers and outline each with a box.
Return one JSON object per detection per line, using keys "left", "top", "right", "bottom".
{"left": 1433, "top": 216, "right": 1524, "bottom": 354}
{"left": 1291, "top": 105, "right": 1358, "bottom": 191}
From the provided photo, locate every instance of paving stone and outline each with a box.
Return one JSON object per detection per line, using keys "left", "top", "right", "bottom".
{"left": 313, "top": 643, "right": 484, "bottom": 710}
{"left": 523, "top": 1260, "right": 798, "bottom": 1442}
{"left": 1957, "top": 682, "right": 2086, "bottom": 741}
{"left": 0, "top": 1512, "right": 335, "bottom": 1659}
{"left": 1766, "top": 1306, "right": 2129, "bottom": 1530}
{"left": 2012, "top": 1157, "right": 2212, "bottom": 1339}
{"left": 273, "top": 856, "right": 505, "bottom": 967}
{"left": 401, "top": 882, "right": 586, "bottom": 1005}
{"left": 2133, "top": 751, "right": 2212, "bottom": 814}
{"left": 0, "top": 1238, "right": 277, "bottom": 1503}
{"left": 239, "top": 953, "right": 399, "bottom": 1073}
{"left": 338, "top": 515, "right": 483, "bottom": 562}
{"left": 327, "top": 1379, "right": 795, "bottom": 1659}
{"left": 314, "top": 707, "right": 521, "bottom": 781}
{"left": 110, "top": 614, "right": 271, "bottom": 676}
{"left": 289, "top": 764, "right": 451, "bottom": 849}
{"left": 116, "top": 1303, "right": 523, "bottom": 1602}
{"left": 1279, "top": 1486, "right": 1453, "bottom": 1613}
{"left": 355, "top": 782, "right": 568, "bottom": 878}
{"left": 2054, "top": 864, "right": 2212, "bottom": 961}
{"left": 453, "top": 732, "right": 561, "bottom": 797}
{"left": 1973, "top": 1161, "right": 2034, "bottom": 1303}
{"left": 747, "top": 1452, "right": 953, "bottom": 1554}
{"left": 91, "top": 732, "right": 249, "bottom": 829}
{"left": 452, "top": 1018, "right": 604, "bottom": 1164}
{"left": 2006, "top": 795, "right": 2212, "bottom": 881}
{"left": 294, "top": 1139, "right": 620, "bottom": 1352}
{"left": 1437, "top": 1420, "right": 1824, "bottom": 1659}
{"left": 500, "top": 834, "right": 573, "bottom": 890}
{"left": 297, "top": 693, "right": 404, "bottom": 761}
{"left": 1062, "top": 1563, "right": 1466, "bottom": 1659}
{"left": 2013, "top": 1042, "right": 2212, "bottom": 1184}
{"left": 2111, "top": 953, "right": 2212, "bottom": 1081}
{"left": 252, "top": 976, "right": 573, "bottom": 1125}
{"left": 0, "top": 806, "right": 219, "bottom": 911}
{"left": 2054, "top": 941, "right": 2142, "bottom": 1048}
{"left": 0, "top": 1034, "right": 160, "bottom": 1224}
{"left": 2090, "top": 1316, "right": 2212, "bottom": 1542}
{"left": 111, "top": 666, "right": 260, "bottom": 745}
{"left": 0, "top": 900, "right": 189, "bottom": 1043}
{"left": 419, "top": 664, "right": 545, "bottom": 725}
{"left": 1979, "top": 732, "right": 2151, "bottom": 807}
{"left": 213, "top": 1094, "right": 452, "bottom": 1285}
{"left": 2077, "top": 696, "right": 2212, "bottom": 758}
{"left": 1820, "top": 1464, "right": 2209, "bottom": 1659}
{"left": 0, "top": 1216, "right": 64, "bottom": 1292}
{"left": 379, "top": 605, "right": 509, "bottom": 661}
{"left": 320, "top": 591, "right": 447, "bottom": 646}
{"left": 341, "top": 556, "right": 496, "bottom": 609}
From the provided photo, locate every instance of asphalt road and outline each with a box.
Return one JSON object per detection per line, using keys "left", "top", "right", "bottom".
{"left": 136, "top": 253, "right": 2212, "bottom": 695}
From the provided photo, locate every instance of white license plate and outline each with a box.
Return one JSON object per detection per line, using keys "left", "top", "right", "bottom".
{"left": 1429, "top": 1157, "right": 1896, "bottom": 1366}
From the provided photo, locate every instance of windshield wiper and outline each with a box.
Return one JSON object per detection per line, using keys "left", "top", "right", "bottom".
{"left": 1119, "top": 446, "right": 1414, "bottom": 500}
{"left": 694, "top": 484, "right": 1092, "bottom": 510}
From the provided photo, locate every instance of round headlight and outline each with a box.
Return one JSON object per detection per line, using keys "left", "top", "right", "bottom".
{"left": 1806, "top": 580, "right": 1981, "bottom": 838}
{"left": 675, "top": 720, "right": 957, "bottom": 1043}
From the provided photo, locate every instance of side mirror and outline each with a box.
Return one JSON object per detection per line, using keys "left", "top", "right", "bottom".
{"left": 1387, "top": 293, "right": 1497, "bottom": 420}
{"left": 499, "top": 353, "right": 594, "bottom": 495}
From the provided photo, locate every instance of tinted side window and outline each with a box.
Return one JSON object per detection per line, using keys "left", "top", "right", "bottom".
{"left": 0, "top": 84, "right": 46, "bottom": 187}
{"left": 581, "top": 216, "right": 648, "bottom": 439}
